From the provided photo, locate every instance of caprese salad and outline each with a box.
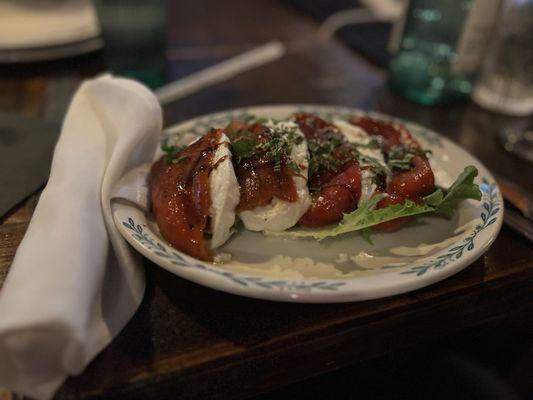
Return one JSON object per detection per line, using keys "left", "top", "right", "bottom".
{"left": 149, "top": 113, "right": 481, "bottom": 261}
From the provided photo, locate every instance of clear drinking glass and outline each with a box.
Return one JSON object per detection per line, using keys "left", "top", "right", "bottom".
{"left": 471, "top": 0, "right": 533, "bottom": 116}
{"left": 471, "top": 0, "right": 533, "bottom": 162}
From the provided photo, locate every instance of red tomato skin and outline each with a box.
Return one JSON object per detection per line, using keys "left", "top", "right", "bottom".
{"left": 299, "top": 162, "right": 362, "bottom": 227}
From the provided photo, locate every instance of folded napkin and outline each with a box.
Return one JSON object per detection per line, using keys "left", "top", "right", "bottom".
{"left": 0, "top": 75, "right": 162, "bottom": 399}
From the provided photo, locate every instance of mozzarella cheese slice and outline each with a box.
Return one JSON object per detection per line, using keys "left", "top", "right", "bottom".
{"left": 239, "top": 121, "right": 311, "bottom": 232}
{"left": 209, "top": 133, "right": 240, "bottom": 248}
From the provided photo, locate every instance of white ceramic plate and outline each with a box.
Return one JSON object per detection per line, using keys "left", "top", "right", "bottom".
{"left": 113, "top": 105, "right": 503, "bottom": 303}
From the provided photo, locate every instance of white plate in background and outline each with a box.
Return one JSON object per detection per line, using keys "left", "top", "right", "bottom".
{"left": 0, "top": 0, "right": 101, "bottom": 62}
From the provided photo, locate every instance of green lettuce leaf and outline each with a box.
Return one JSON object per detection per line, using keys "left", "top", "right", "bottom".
{"left": 277, "top": 194, "right": 434, "bottom": 240}
{"left": 431, "top": 165, "right": 482, "bottom": 217}
{"left": 268, "top": 166, "right": 482, "bottom": 241}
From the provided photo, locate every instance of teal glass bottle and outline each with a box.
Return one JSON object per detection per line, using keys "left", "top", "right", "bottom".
{"left": 93, "top": 0, "right": 167, "bottom": 89}
{"left": 388, "top": 0, "right": 501, "bottom": 105}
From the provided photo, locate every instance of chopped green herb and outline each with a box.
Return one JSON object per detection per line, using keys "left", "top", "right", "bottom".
{"left": 288, "top": 161, "right": 301, "bottom": 173}
{"left": 307, "top": 134, "right": 349, "bottom": 177}
{"left": 258, "top": 124, "right": 303, "bottom": 172}
{"left": 253, "top": 117, "right": 269, "bottom": 125}
{"left": 228, "top": 122, "right": 304, "bottom": 173}
{"left": 307, "top": 134, "right": 388, "bottom": 183}
{"left": 387, "top": 158, "right": 412, "bottom": 171}
{"left": 162, "top": 144, "right": 186, "bottom": 163}
{"left": 231, "top": 216, "right": 244, "bottom": 231}
{"left": 355, "top": 137, "right": 383, "bottom": 149}
{"left": 356, "top": 150, "right": 389, "bottom": 181}
{"left": 172, "top": 154, "right": 189, "bottom": 164}
{"left": 242, "top": 115, "right": 269, "bottom": 125}
{"left": 232, "top": 137, "right": 256, "bottom": 161}
{"left": 387, "top": 146, "right": 432, "bottom": 172}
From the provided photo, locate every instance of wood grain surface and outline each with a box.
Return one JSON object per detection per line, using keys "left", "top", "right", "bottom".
{"left": 0, "top": 0, "right": 531, "bottom": 399}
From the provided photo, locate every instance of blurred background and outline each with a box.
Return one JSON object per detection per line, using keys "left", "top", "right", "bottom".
{"left": 1, "top": 0, "right": 531, "bottom": 157}
{"left": 0, "top": 0, "right": 532, "bottom": 399}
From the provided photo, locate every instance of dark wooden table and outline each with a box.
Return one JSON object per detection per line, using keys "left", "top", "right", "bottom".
{"left": 1, "top": 1, "right": 532, "bottom": 399}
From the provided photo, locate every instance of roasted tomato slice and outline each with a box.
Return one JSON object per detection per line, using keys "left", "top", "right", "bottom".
{"left": 293, "top": 114, "right": 363, "bottom": 228}
{"left": 149, "top": 130, "right": 223, "bottom": 261}
{"left": 387, "top": 156, "right": 435, "bottom": 198}
{"left": 299, "top": 161, "right": 362, "bottom": 227}
{"left": 293, "top": 112, "right": 341, "bottom": 139}
{"left": 350, "top": 116, "right": 420, "bottom": 151}
{"left": 374, "top": 156, "right": 435, "bottom": 231}
{"left": 226, "top": 122, "right": 299, "bottom": 212}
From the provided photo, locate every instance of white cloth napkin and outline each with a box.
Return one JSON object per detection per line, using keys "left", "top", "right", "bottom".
{"left": 0, "top": 75, "right": 162, "bottom": 399}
